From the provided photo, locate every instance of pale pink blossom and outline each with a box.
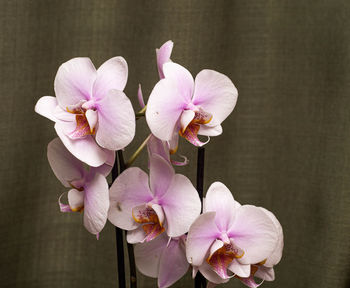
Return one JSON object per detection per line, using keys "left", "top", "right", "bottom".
{"left": 186, "top": 182, "right": 281, "bottom": 285}
{"left": 47, "top": 138, "right": 111, "bottom": 236}
{"left": 35, "top": 57, "right": 135, "bottom": 167}
{"left": 108, "top": 154, "right": 201, "bottom": 243}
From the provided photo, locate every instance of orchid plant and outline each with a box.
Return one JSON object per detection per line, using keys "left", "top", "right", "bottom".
{"left": 35, "top": 40, "right": 284, "bottom": 288}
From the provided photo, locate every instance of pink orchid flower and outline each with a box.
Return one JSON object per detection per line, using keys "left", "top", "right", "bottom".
{"left": 236, "top": 208, "right": 284, "bottom": 288}
{"left": 35, "top": 57, "right": 135, "bottom": 167}
{"left": 146, "top": 60, "right": 238, "bottom": 147}
{"left": 108, "top": 154, "right": 201, "bottom": 243}
{"left": 186, "top": 182, "right": 280, "bottom": 285}
{"left": 47, "top": 138, "right": 111, "bottom": 236}
{"left": 134, "top": 233, "right": 188, "bottom": 288}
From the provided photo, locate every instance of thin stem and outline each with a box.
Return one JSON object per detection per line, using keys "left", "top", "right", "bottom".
{"left": 195, "top": 147, "right": 207, "bottom": 288}
{"left": 125, "top": 134, "right": 152, "bottom": 168}
{"left": 117, "top": 150, "right": 138, "bottom": 288}
{"left": 112, "top": 152, "right": 126, "bottom": 288}
{"left": 135, "top": 105, "right": 147, "bottom": 119}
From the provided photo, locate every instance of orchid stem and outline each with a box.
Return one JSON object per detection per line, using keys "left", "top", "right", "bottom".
{"left": 135, "top": 105, "right": 147, "bottom": 119}
{"left": 195, "top": 147, "right": 207, "bottom": 288}
{"left": 118, "top": 151, "right": 138, "bottom": 288}
{"left": 125, "top": 134, "right": 152, "bottom": 168}
{"left": 112, "top": 151, "right": 126, "bottom": 288}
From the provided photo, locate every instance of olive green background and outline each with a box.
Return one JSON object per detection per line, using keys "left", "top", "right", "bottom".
{"left": 1, "top": 0, "right": 349, "bottom": 287}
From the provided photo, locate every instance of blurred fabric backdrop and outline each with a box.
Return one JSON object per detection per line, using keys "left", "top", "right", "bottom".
{"left": 1, "top": 0, "right": 350, "bottom": 287}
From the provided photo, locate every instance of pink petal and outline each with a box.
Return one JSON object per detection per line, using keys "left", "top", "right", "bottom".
{"left": 93, "top": 56, "right": 128, "bottom": 100}
{"left": 168, "top": 128, "right": 179, "bottom": 154}
{"left": 204, "top": 182, "right": 240, "bottom": 232}
{"left": 127, "top": 226, "right": 147, "bottom": 244}
{"left": 137, "top": 84, "right": 145, "bottom": 108}
{"left": 54, "top": 57, "right": 96, "bottom": 108}
{"left": 261, "top": 208, "right": 284, "bottom": 267}
{"left": 158, "top": 237, "right": 189, "bottom": 288}
{"left": 227, "top": 260, "right": 251, "bottom": 277}
{"left": 108, "top": 167, "right": 153, "bottom": 230}
{"left": 35, "top": 96, "right": 58, "bottom": 122}
{"left": 192, "top": 69, "right": 238, "bottom": 126}
{"left": 198, "top": 261, "right": 229, "bottom": 285}
{"left": 149, "top": 155, "right": 175, "bottom": 197}
{"left": 134, "top": 232, "right": 168, "bottom": 277}
{"left": 47, "top": 138, "right": 84, "bottom": 187}
{"left": 145, "top": 78, "right": 185, "bottom": 141}
{"left": 239, "top": 276, "right": 263, "bottom": 288}
{"left": 180, "top": 110, "right": 195, "bottom": 133}
{"left": 95, "top": 89, "right": 135, "bottom": 150}
{"left": 53, "top": 105, "right": 76, "bottom": 122}
{"left": 160, "top": 174, "right": 201, "bottom": 237}
{"left": 228, "top": 205, "right": 279, "bottom": 265}
{"left": 89, "top": 150, "right": 115, "bottom": 177}
{"left": 58, "top": 193, "right": 72, "bottom": 212}
{"left": 162, "top": 62, "right": 194, "bottom": 101}
{"left": 67, "top": 188, "right": 84, "bottom": 211}
{"left": 147, "top": 135, "right": 171, "bottom": 163}
{"left": 85, "top": 109, "right": 98, "bottom": 133}
{"left": 55, "top": 122, "right": 109, "bottom": 167}
{"left": 156, "top": 40, "right": 174, "bottom": 79}
{"left": 83, "top": 173, "right": 109, "bottom": 235}
{"left": 255, "top": 266, "right": 275, "bottom": 281}
{"left": 186, "top": 212, "right": 221, "bottom": 266}
{"left": 198, "top": 125, "right": 223, "bottom": 137}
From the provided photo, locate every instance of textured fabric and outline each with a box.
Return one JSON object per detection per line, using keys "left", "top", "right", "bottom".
{"left": 1, "top": 0, "right": 350, "bottom": 287}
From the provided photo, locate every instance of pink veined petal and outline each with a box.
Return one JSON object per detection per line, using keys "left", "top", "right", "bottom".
{"left": 134, "top": 232, "right": 168, "bottom": 277}
{"left": 146, "top": 77, "right": 186, "bottom": 141}
{"left": 149, "top": 154, "right": 175, "bottom": 198}
{"left": 47, "top": 138, "right": 84, "bottom": 187}
{"left": 180, "top": 110, "right": 195, "bottom": 133}
{"left": 67, "top": 188, "right": 84, "bottom": 211}
{"left": 228, "top": 260, "right": 251, "bottom": 278}
{"left": 186, "top": 212, "right": 221, "bottom": 266}
{"left": 108, "top": 167, "right": 153, "bottom": 230}
{"left": 161, "top": 174, "right": 201, "bottom": 237}
{"left": 198, "top": 124, "right": 223, "bottom": 137}
{"left": 58, "top": 193, "right": 72, "bottom": 212}
{"left": 158, "top": 237, "right": 189, "bottom": 288}
{"left": 228, "top": 205, "right": 279, "bottom": 265}
{"left": 156, "top": 40, "right": 174, "bottom": 79}
{"left": 192, "top": 69, "right": 238, "bottom": 126}
{"left": 137, "top": 84, "right": 145, "bottom": 108}
{"left": 204, "top": 182, "right": 240, "bottom": 232}
{"left": 162, "top": 62, "right": 194, "bottom": 102}
{"left": 93, "top": 56, "right": 128, "bottom": 100}
{"left": 260, "top": 208, "right": 284, "bottom": 267}
{"left": 54, "top": 57, "right": 96, "bottom": 108}
{"left": 127, "top": 226, "right": 147, "bottom": 244}
{"left": 198, "top": 261, "right": 230, "bottom": 285}
{"left": 85, "top": 109, "right": 98, "bottom": 133}
{"left": 95, "top": 89, "right": 135, "bottom": 150}
{"left": 89, "top": 149, "right": 115, "bottom": 177}
{"left": 180, "top": 123, "right": 209, "bottom": 147}
{"left": 83, "top": 173, "right": 109, "bottom": 235}
{"left": 147, "top": 135, "right": 171, "bottom": 164}
{"left": 255, "top": 266, "right": 275, "bottom": 281}
{"left": 238, "top": 276, "right": 264, "bottom": 288}
{"left": 152, "top": 204, "right": 165, "bottom": 226}
{"left": 171, "top": 155, "right": 189, "bottom": 166}
{"left": 35, "top": 96, "right": 58, "bottom": 122}
{"left": 55, "top": 122, "right": 108, "bottom": 167}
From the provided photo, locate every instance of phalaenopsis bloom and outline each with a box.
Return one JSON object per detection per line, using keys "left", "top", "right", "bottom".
{"left": 108, "top": 154, "right": 201, "bottom": 243}
{"left": 35, "top": 57, "right": 135, "bottom": 166}
{"left": 47, "top": 138, "right": 112, "bottom": 236}
{"left": 186, "top": 182, "right": 283, "bottom": 286}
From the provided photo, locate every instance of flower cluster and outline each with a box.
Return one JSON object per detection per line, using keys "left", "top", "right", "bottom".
{"left": 35, "top": 40, "right": 283, "bottom": 288}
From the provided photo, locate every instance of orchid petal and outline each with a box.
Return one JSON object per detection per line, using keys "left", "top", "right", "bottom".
{"left": 228, "top": 205, "right": 279, "bottom": 265}
{"left": 53, "top": 105, "right": 76, "bottom": 122}
{"left": 168, "top": 129, "right": 179, "bottom": 154}
{"left": 147, "top": 135, "right": 170, "bottom": 163}
{"left": 134, "top": 233, "right": 168, "bottom": 277}
{"left": 35, "top": 96, "right": 58, "bottom": 122}
{"left": 180, "top": 110, "right": 195, "bottom": 133}
{"left": 55, "top": 122, "right": 108, "bottom": 167}
{"left": 47, "top": 138, "right": 84, "bottom": 187}
{"left": 192, "top": 69, "right": 238, "bottom": 126}
{"left": 137, "top": 84, "right": 145, "bottom": 108}
{"left": 204, "top": 182, "right": 239, "bottom": 232}
{"left": 180, "top": 123, "right": 209, "bottom": 147}
{"left": 90, "top": 150, "right": 115, "bottom": 177}
{"left": 158, "top": 238, "right": 189, "bottom": 288}
{"left": 171, "top": 155, "right": 189, "bottom": 166}
{"left": 186, "top": 212, "right": 221, "bottom": 266}
{"left": 85, "top": 109, "right": 98, "bottom": 133}
{"left": 58, "top": 193, "right": 72, "bottom": 212}
{"left": 95, "top": 89, "right": 135, "bottom": 150}
{"left": 54, "top": 57, "right": 96, "bottom": 108}
{"left": 161, "top": 174, "right": 201, "bottom": 237}
{"left": 198, "top": 261, "right": 229, "bottom": 285}
{"left": 198, "top": 125, "right": 223, "bottom": 137}
{"left": 93, "top": 56, "right": 128, "bottom": 99}
{"left": 156, "top": 40, "right": 174, "bottom": 79}
{"left": 149, "top": 155, "right": 175, "bottom": 197}
{"left": 239, "top": 276, "right": 263, "bottom": 288}
{"left": 108, "top": 167, "right": 153, "bottom": 230}
{"left": 228, "top": 260, "right": 251, "bottom": 278}
{"left": 255, "top": 266, "right": 275, "bottom": 281}
{"left": 67, "top": 188, "right": 84, "bottom": 211}
{"left": 127, "top": 227, "right": 147, "bottom": 244}
{"left": 146, "top": 78, "right": 185, "bottom": 141}
{"left": 83, "top": 173, "right": 109, "bottom": 235}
